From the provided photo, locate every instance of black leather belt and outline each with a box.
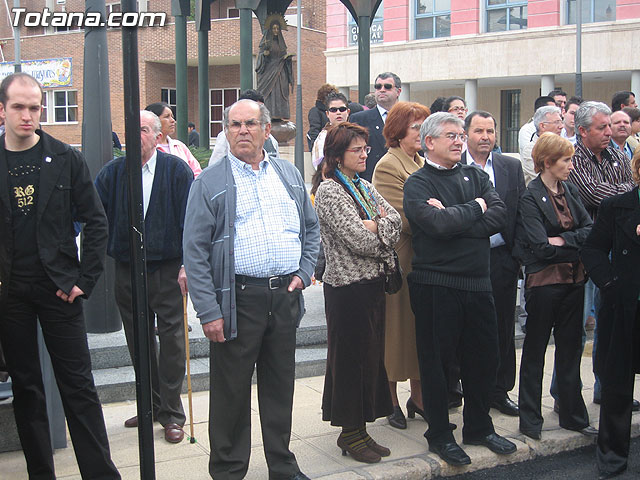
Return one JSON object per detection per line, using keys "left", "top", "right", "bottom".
{"left": 235, "top": 274, "right": 291, "bottom": 290}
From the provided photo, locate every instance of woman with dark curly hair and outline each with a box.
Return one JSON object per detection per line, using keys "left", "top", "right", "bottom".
{"left": 315, "top": 122, "right": 402, "bottom": 464}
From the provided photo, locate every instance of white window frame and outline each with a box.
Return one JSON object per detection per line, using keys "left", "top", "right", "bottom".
{"left": 40, "top": 89, "right": 79, "bottom": 125}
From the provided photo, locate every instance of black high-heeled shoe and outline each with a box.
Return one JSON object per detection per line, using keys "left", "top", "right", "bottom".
{"left": 387, "top": 405, "right": 407, "bottom": 429}
{"left": 406, "top": 397, "right": 426, "bottom": 420}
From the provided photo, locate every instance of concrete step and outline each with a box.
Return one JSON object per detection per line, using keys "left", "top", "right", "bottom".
{"left": 93, "top": 345, "right": 328, "bottom": 404}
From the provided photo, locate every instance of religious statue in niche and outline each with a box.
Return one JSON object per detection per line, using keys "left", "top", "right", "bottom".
{"left": 256, "top": 14, "right": 294, "bottom": 122}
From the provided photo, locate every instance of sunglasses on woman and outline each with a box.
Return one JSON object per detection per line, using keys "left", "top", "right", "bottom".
{"left": 328, "top": 106, "right": 348, "bottom": 113}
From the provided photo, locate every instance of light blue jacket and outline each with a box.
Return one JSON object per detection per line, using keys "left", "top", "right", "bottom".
{"left": 183, "top": 154, "right": 320, "bottom": 341}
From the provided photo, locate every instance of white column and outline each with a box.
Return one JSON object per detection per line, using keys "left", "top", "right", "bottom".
{"left": 399, "top": 82, "right": 411, "bottom": 101}
{"left": 631, "top": 71, "right": 640, "bottom": 97}
{"left": 541, "top": 75, "right": 555, "bottom": 97}
{"left": 465, "top": 79, "right": 478, "bottom": 112}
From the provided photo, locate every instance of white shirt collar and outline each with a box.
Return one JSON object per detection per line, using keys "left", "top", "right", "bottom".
{"left": 467, "top": 151, "right": 493, "bottom": 168}
{"left": 425, "top": 156, "right": 459, "bottom": 170}
{"left": 144, "top": 150, "right": 157, "bottom": 174}
{"left": 376, "top": 104, "right": 388, "bottom": 120}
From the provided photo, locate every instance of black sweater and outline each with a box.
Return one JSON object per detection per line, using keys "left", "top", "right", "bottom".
{"left": 403, "top": 162, "right": 506, "bottom": 291}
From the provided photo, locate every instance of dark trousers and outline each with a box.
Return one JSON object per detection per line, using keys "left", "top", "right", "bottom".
{"left": 519, "top": 283, "right": 589, "bottom": 434}
{"left": 409, "top": 282, "right": 498, "bottom": 445}
{"left": 489, "top": 247, "right": 519, "bottom": 400}
{"left": 596, "top": 302, "right": 640, "bottom": 476}
{"left": 115, "top": 260, "right": 185, "bottom": 427}
{"left": 209, "top": 282, "right": 301, "bottom": 480}
{"left": 0, "top": 277, "right": 120, "bottom": 480}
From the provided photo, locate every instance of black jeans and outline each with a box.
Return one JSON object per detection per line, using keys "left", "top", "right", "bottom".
{"left": 0, "top": 277, "right": 120, "bottom": 480}
{"left": 208, "top": 281, "right": 301, "bottom": 480}
{"left": 519, "top": 283, "right": 589, "bottom": 434}
{"left": 409, "top": 281, "right": 499, "bottom": 446}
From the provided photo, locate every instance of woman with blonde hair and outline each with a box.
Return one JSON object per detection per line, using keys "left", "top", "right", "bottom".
{"left": 372, "top": 101, "right": 430, "bottom": 429}
{"left": 515, "top": 132, "right": 597, "bottom": 440}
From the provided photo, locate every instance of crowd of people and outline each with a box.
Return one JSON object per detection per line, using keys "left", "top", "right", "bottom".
{"left": 1, "top": 69, "right": 640, "bottom": 480}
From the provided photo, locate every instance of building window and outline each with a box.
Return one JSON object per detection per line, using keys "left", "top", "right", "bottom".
{"left": 486, "top": 0, "right": 527, "bottom": 32}
{"left": 227, "top": 8, "right": 239, "bottom": 18}
{"left": 40, "top": 90, "right": 78, "bottom": 124}
{"left": 415, "top": 0, "right": 451, "bottom": 39}
{"left": 161, "top": 88, "right": 177, "bottom": 114}
{"left": 500, "top": 89, "right": 521, "bottom": 153}
{"left": 210, "top": 88, "right": 239, "bottom": 137}
{"left": 567, "top": 0, "right": 615, "bottom": 24}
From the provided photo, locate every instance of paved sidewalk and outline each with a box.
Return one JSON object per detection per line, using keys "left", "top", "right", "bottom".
{"left": 2, "top": 343, "right": 639, "bottom": 479}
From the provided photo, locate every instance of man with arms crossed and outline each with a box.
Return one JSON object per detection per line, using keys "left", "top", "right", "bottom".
{"left": 184, "top": 99, "right": 319, "bottom": 479}
{"left": 404, "top": 112, "right": 516, "bottom": 466}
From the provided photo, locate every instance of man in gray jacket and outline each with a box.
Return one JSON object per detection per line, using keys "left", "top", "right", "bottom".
{"left": 183, "top": 99, "right": 319, "bottom": 480}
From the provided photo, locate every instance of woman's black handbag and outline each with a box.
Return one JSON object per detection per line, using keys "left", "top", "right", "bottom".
{"left": 384, "top": 250, "right": 403, "bottom": 294}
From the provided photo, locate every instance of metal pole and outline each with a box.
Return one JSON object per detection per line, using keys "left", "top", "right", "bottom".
{"left": 174, "top": 8, "right": 188, "bottom": 144}
{"left": 121, "top": 0, "right": 155, "bottom": 477}
{"left": 13, "top": 0, "right": 20, "bottom": 72}
{"left": 575, "top": 0, "right": 582, "bottom": 98}
{"left": 198, "top": 28, "right": 210, "bottom": 149}
{"left": 357, "top": 15, "right": 370, "bottom": 104}
{"left": 239, "top": 8, "right": 253, "bottom": 90}
{"left": 294, "top": 0, "right": 303, "bottom": 175}
{"left": 83, "top": 0, "right": 122, "bottom": 334}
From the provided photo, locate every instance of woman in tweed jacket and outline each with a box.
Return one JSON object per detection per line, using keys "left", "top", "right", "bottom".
{"left": 314, "top": 122, "right": 402, "bottom": 464}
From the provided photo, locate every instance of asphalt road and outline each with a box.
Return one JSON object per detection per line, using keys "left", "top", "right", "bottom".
{"left": 448, "top": 437, "right": 640, "bottom": 479}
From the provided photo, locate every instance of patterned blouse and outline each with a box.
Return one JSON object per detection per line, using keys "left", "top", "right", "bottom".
{"left": 314, "top": 178, "right": 401, "bottom": 287}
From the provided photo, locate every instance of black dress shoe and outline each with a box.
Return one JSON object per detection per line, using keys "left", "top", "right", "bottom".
{"left": 464, "top": 433, "right": 517, "bottom": 455}
{"left": 490, "top": 396, "right": 519, "bottom": 416}
{"left": 387, "top": 405, "right": 407, "bottom": 429}
{"left": 520, "top": 428, "right": 541, "bottom": 440}
{"left": 448, "top": 397, "right": 463, "bottom": 409}
{"left": 578, "top": 425, "right": 598, "bottom": 437}
{"left": 429, "top": 441, "right": 471, "bottom": 466}
{"left": 289, "top": 472, "right": 311, "bottom": 480}
{"left": 598, "top": 467, "right": 626, "bottom": 479}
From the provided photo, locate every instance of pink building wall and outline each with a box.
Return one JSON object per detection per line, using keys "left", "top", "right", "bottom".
{"left": 327, "top": 0, "right": 348, "bottom": 48}
{"left": 384, "top": 0, "right": 410, "bottom": 42}
{"left": 617, "top": 0, "right": 640, "bottom": 19}
{"left": 451, "top": 0, "right": 480, "bottom": 35}
{"left": 528, "top": 0, "right": 560, "bottom": 28}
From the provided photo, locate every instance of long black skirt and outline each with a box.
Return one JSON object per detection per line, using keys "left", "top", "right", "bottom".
{"left": 321, "top": 277, "right": 393, "bottom": 427}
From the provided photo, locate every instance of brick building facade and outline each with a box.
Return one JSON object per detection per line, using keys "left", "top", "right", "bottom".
{"left": 0, "top": 0, "right": 326, "bottom": 148}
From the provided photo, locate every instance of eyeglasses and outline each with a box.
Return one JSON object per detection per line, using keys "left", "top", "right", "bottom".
{"left": 442, "top": 133, "right": 467, "bottom": 142}
{"left": 374, "top": 83, "right": 395, "bottom": 91}
{"left": 228, "top": 119, "right": 262, "bottom": 131}
{"left": 328, "top": 106, "right": 348, "bottom": 113}
{"left": 345, "top": 145, "right": 372, "bottom": 155}
{"left": 409, "top": 123, "right": 422, "bottom": 131}
{"left": 448, "top": 106, "right": 468, "bottom": 113}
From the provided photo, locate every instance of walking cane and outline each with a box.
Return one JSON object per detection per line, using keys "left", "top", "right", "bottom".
{"left": 183, "top": 294, "right": 196, "bottom": 443}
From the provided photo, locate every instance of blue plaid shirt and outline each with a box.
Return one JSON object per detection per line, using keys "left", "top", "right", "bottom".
{"left": 229, "top": 151, "right": 301, "bottom": 277}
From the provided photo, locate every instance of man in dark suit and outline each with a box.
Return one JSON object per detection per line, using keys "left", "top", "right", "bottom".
{"left": 350, "top": 71, "right": 401, "bottom": 181}
{"left": 0, "top": 73, "right": 120, "bottom": 478}
{"left": 462, "top": 111, "right": 526, "bottom": 416}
